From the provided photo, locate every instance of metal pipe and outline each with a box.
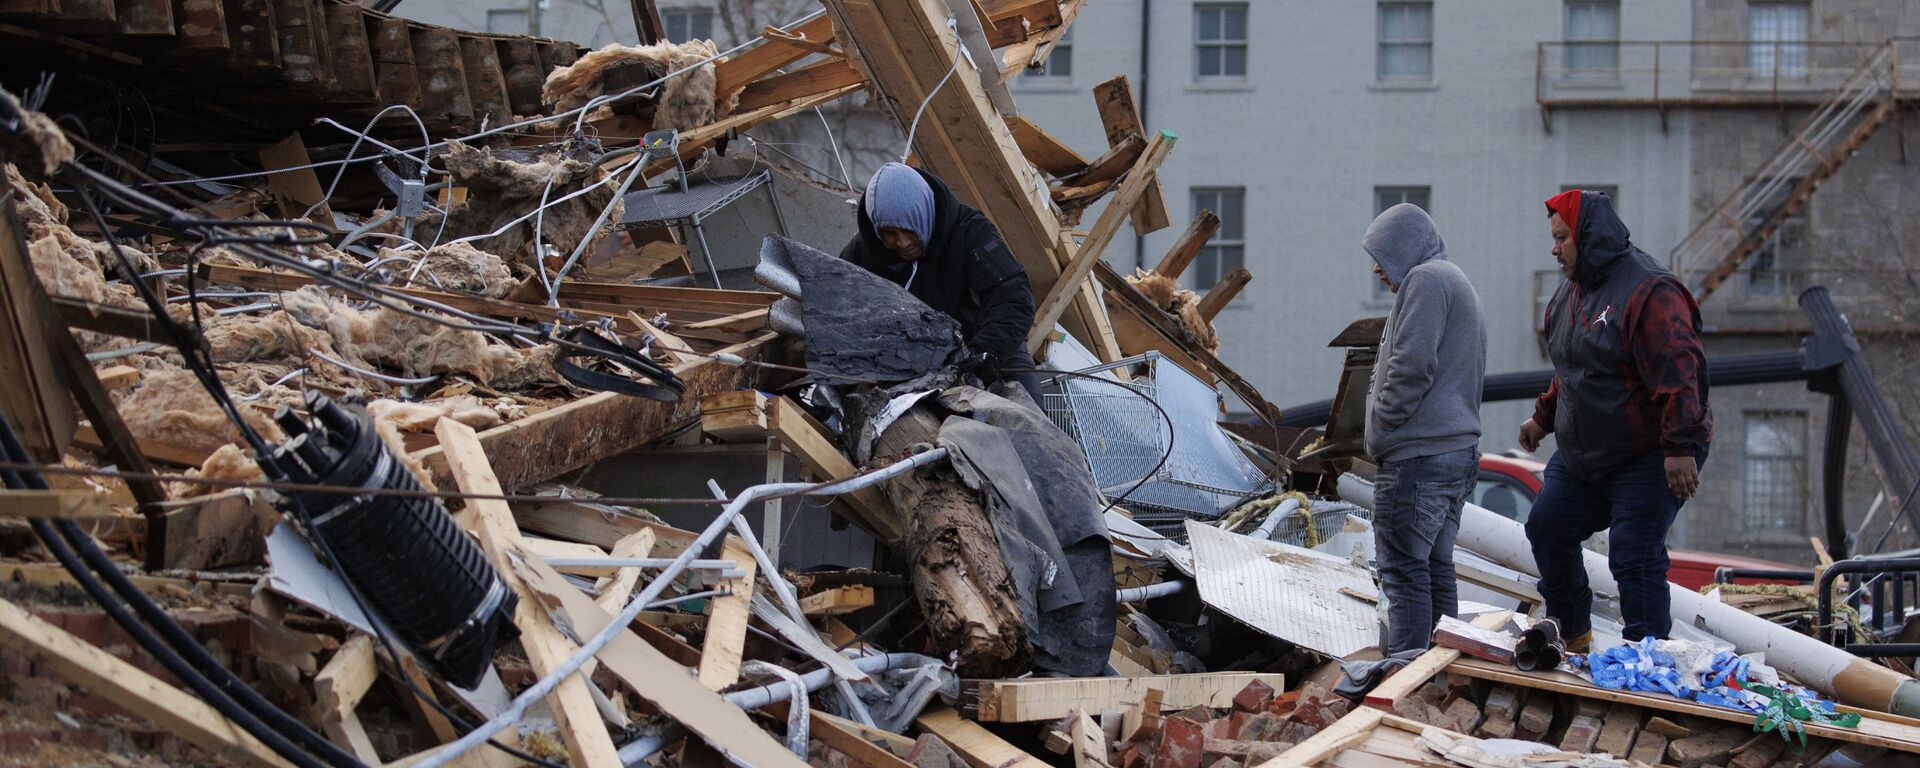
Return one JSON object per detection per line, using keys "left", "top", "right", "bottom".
{"left": 1802, "top": 286, "right": 1920, "bottom": 548}
{"left": 543, "top": 557, "right": 742, "bottom": 571}
{"left": 1825, "top": 394, "right": 1854, "bottom": 560}
{"left": 1251, "top": 497, "right": 1303, "bottom": 540}
{"left": 416, "top": 447, "right": 951, "bottom": 768}
{"left": 1337, "top": 473, "right": 1920, "bottom": 717}
{"left": 1116, "top": 580, "right": 1185, "bottom": 603}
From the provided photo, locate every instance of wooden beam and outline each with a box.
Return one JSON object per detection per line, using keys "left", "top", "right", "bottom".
{"left": 712, "top": 14, "right": 836, "bottom": 104}
{"left": 1093, "top": 263, "right": 1283, "bottom": 424}
{"left": 459, "top": 35, "right": 512, "bottom": 127}
{"left": 593, "top": 529, "right": 657, "bottom": 614}
{"left": 269, "top": 0, "right": 328, "bottom": 90}
{"left": 412, "top": 335, "right": 768, "bottom": 491}
{"left": 1363, "top": 611, "right": 1511, "bottom": 710}
{"left": 0, "top": 489, "right": 116, "bottom": 519}
{"left": 499, "top": 39, "right": 546, "bottom": 115}
{"left": 0, "top": 197, "right": 77, "bottom": 462}
{"left": 826, "top": 0, "right": 1117, "bottom": 362}
{"left": 174, "top": 0, "right": 231, "bottom": 49}
{"left": 1056, "top": 132, "right": 1143, "bottom": 190}
{"left": 435, "top": 418, "right": 622, "bottom": 768}
{"left": 799, "top": 585, "right": 875, "bottom": 616}
{"left": 1255, "top": 706, "right": 1386, "bottom": 768}
{"left": 683, "top": 307, "right": 770, "bottom": 334}
{"left": 1091, "top": 75, "right": 1170, "bottom": 236}
{"left": 916, "top": 706, "right": 1048, "bottom": 768}
{"left": 323, "top": 3, "right": 375, "bottom": 99}
{"left": 0, "top": 597, "right": 298, "bottom": 768}
{"left": 1153, "top": 211, "right": 1220, "bottom": 280}
{"left": 768, "top": 396, "right": 899, "bottom": 541}
{"left": 1028, "top": 130, "right": 1175, "bottom": 355}
{"left": 629, "top": 0, "right": 664, "bottom": 44}
{"left": 996, "top": 0, "right": 1079, "bottom": 80}
{"left": 967, "top": 672, "right": 1284, "bottom": 723}
{"left": 734, "top": 57, "right": 866, "bottom": 113}
{"left": 1004, "top": 115, "right": 1089, "bottom": 178}
{"left": 219, "top": 0, "right": 278, "bottom": 69}
{"left": 1195, "top": 267, "right": 1250, "bottom": 321}
{"left": 643, "top": 84, "right": 861, "bottom": 177}
{"left": 810, "top": 709, "right": 915, "bottom": 768}
{"left": 312, "top": 634, "right": 381, "bottom": 764}
{"left": 1070, "top": 710, "right": 1112, "bottom": 768}
{"left": 696, "top": 535, "right": 756, "bottom": 690}
{"left": 368, "top": 15, "right": 419, "bottom": 107}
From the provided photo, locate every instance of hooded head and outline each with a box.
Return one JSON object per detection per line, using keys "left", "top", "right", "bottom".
{"left": 1362, "top": 203, "right": 1447, "bottom": 288}
{"left": 1545, "top": 189, "right": 1633, "bottom": 286}
{"left": 863, "top": 162, "right": 935, "bottom": 257}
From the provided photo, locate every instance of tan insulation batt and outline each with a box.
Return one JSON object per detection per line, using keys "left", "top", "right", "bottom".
{"left": 419, "top": 142, "right": 618, "bottom": 266}
{"left": 117, "top": 368, "right": 286, "bottom": 455}
{"left": 542, "top": 39, "right": 727, "bottom": 130}
{"left": 278, "top": 285, "right": 559, "bottom": 388}
{"left": 383, "top": 242, "right": 517, "bottom": 298}
{"left": 1124, "top": 268, "right": 1219, "bottom": 352}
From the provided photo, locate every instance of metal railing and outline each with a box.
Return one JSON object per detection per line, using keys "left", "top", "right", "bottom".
{"left": 1816, "top": 558, "right": 1920, "bottom": 658}
{"left": 1536, "top": 38, "right": 1920, "bottom": 107}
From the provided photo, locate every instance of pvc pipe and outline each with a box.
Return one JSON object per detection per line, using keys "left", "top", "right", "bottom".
{"left": 1337, "top": 474, "right": 1920, "bottom": 717}
{"left": 543, "top": 557, "right": 742, "bottom": 571}
{"left": 416, "top": 448, "right": 951, "bottom": 768}
{"left": 1251, "top": 497, "right": 1304, "bottom": 540}
{"left": 1116, "top": 580, "right": 1186, "bottom": 603}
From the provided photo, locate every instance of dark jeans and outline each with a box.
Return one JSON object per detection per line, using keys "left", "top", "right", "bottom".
{"left": 1373, "top": 447, "right": 1479, "bottom": 654}
{"left": 1524, "top": 450, "right": 1701, "bottom": 641}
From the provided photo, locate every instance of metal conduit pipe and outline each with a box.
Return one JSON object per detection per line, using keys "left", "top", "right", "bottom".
{"left": 1336, "top": 474, "right": 1920, "bottom": 717}
{"left": 1116, "top": 580, "right": 1186, "bottom": 603}
{"left": 614, "top": 652, "right": 943, "bottom": 766}
{"left": 416, "top": 447, "right": 952, "bottom": 768}
{"left": 1251, "top": 497, "right": 1303, "bottom": 540}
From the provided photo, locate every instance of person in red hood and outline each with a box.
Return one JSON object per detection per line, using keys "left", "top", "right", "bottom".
{"left": 1518, "top": 189, "right": 1711, "bottom": 648}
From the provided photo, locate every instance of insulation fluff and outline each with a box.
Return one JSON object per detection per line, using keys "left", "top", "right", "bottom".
{"left": 1123, "top": 268, "right": 1219, "bottom": 352}
{"left": 542, "top": 39, "right": 724, "bottom": 131}
{"left": 279, "top": 286, "right": 559, "bottom": 388}
{"left": 419, "top": 143, "right": 616, "bottom": 265}
{"left": 1125, "top": 269, "right": 1180, "bottom": 310}
{"left": 368, "top": 395, "right": 506, "bottom": 432}
{"left": 117, "top": 368, "right": 286, "bottom": 455}
{"left": 383, "top": 243, "right": 517, "bottom": 298}
{"left": 173, "top": 443, "right": 264, "bottom": 498}
{"left": 204, "top": 310, "right": 339, "bottom": 364}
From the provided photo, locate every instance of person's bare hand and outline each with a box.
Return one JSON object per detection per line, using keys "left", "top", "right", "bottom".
{"left": 1665, "top": 456, "right": 1699, "bottom": 501}
{"left": 1518, "top": 419, "right": 1546, "bottom": 453}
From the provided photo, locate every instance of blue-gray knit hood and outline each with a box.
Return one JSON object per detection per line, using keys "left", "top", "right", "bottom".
{"left": 863, "top": 162, "right": 934, "bottom": 244}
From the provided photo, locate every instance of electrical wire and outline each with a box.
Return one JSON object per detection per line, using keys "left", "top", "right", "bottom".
{"left": 900, "top": 27, "right": 965, "bottom": 164}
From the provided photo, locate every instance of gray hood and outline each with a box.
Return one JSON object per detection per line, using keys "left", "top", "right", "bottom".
{"left": 1362, "top": 203, "right": 1447, "bottom": 286}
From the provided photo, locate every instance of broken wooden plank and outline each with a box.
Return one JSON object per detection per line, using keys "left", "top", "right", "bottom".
{"left": 768, "top": 395, "right": 900, "bottom": 541}
{"left": 1028, "top": 130, "right": 1175, "bottom": 355}
{"left": 0, "top": 489, "right": 115, "bottom": 519}
{"left": 799, "top": 584, "right": 875, "bottom": 616}
{"left": 1153, "top": 211, "right": 1221, "bottom": 280}
{"left": 592, "top": 529, "right": 656, "bottom": 614}
{"left": 1056, "top": 131, "right": 1143, "bottom": 190}
{"left": 0, "top": 198, "right": 78, "bottom": 462}
{"left": 95, "top": 364, "right": 138, "bottom": 390}
{"left": 0, "top": 597, "right": 298, "bottom": 768}
{"left": 1094, "top": 262, "right": 1283, "bottom": 424}
{"left": 967, "top": 672, "right": 1284, "bottom": 723}
{"left": 734, "top": 56, "right": 866, "bottom": 113}
{"left": 811, "top": 709, "right": 915, "bottom": 768}
{"left": 1119, "top": 687, "right": 1162, "bottom": 743}
{"left": 712, "top": 14, "right": 835, "bottom": 103}
{"left": 312, "top": 634, "right": 381, "bottom": 764}
{"left": 695, "top": 535, "right": 756, "bottom": 690}
{"left": 1363, "top": 611, "right": 1512, "bottom": 710}
{"left": 996, "top": 0, "right": 1079, "bottom": 80}
{"left": 700, "top": 389, "right": 771, "bottom": 441}
{"left": 435, "top": 417, "right": 623, "bottom": 768}
{"left": 1091, "top": 74, "right": 1169, "bottom": 235}
{"left": 1258, "top": 706, "right": 1386, "bottom": 768}
{"left": 1004, "top": 114, "right": 1088, "bottom": 178}
{"left": 1071, "top": 709, "right": 1113, "bottom": 768}
{"left": 917, "top": 706, "right": 1048, "bottom": 768}
{"left": 1195, "top": 266, "right": 1251, "bottom": 321}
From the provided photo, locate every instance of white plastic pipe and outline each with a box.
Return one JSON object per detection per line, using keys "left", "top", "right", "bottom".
{"left": 1251, "top": 497, "right": 1304, "bottom": 540}
{"left": 1338, "top": 474, "right": 1920, "bottom": 716}
{"left": 1116, "top": 580, "right": 1187, "bottom": 603}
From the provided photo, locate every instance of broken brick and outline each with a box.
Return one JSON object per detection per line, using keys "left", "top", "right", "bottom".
{"left": 1202, "top": 738, "right": 1288, "bottom": 766}
{"left": 1630, "top": 733, "right": 1669, "bottom": 766}
{"left": 1559, "top": 715, "right": 1602, "bottom": 753}
{"left": 1157, "top": 713, "right": 1209, "bottom": 768}
{"left": 1516, "top": 694, "right": 1556, "bottom": 740}
{"left": 1233, "top": 679, "right": 1276, "bottom": 713}
{"left": 1275, "top": 720, "right": 1319, "bottom": 745}
{"left": 1441, "top": 697, "right": 1483, "bottom": 734}
{"left": 1205, "top": 717, "right": 1234, "bottom": 741}
{"left": 1323, "top": 697, "right": 1352, "bottom": 720}
{"left": 1730, "top": 734, "right": 1787, "bottom": 768}
{"left": 1476, "top": 713, "right": 1516, "bottom": 740}
{"left": 1237, "top": 713, "right": 1288, "bottom": 743}
{"left": 1481, "top": 686, "right": 1521, "bottom": 721}
{"left": 1594, "top": 703, "right": 1642, "bottom": 757}
{"left": 1206, "top": 759, "right": 1239, "bottom": 768}
{"left": 1646, "top": 716, "right": 1692, "bottom": 739}
{"left": 1667, "top": 726, "right": 1748, "bottom": 768}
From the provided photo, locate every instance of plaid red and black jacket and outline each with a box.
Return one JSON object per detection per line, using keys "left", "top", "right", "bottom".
{"left": 1534, "top": 190, "right": 1712, "bottom": 481}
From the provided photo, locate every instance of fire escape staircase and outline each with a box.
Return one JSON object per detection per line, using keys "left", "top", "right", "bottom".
{"left": 1670, "top": 42, "right": 1901, "bottom": 303}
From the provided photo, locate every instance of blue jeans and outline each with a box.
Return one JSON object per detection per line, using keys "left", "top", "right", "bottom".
{"left": 1524, "top": 450, "right": 1700, "bottom": 641}
{"left": 1373, "top": 448, "right": 1479, "bottom": 654}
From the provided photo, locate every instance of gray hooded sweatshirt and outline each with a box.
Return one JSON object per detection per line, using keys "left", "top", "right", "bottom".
{"left": 1362, "top": 204, "right": 1487, "bottom": 462}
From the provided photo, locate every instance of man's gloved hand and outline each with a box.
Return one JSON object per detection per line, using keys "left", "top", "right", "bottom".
{"left": 958, "top": 351, "right": 1001, "bottom": 383}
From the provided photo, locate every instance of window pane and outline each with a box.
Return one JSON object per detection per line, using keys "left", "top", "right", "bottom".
{"left": 1382, "top": 3, "right": 1432, "bottom": 41}
{"left": 1223, "top": 6, "right": 1247, "bottom": 40}
{"left": 1219, "top": 192, "right": 1244, "bottom": 239}
{"left": 1380, "top": 44, "right": 1431, "bottom": 78}
{"left": 1741, "top": 411, "right": 1806, "bottom": 532}
{"left": 1223, "top": 46, "right": 1247, "bottom": 76}
{"left": 1199, "top": 47, "right": 1220, "bottom": 77}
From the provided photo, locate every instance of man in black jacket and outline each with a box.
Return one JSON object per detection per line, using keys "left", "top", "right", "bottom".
{"left": 840, "top": 162, "right": 1046, "bottom": 403}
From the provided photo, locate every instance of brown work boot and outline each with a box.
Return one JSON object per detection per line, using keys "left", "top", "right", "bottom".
{"left": 1565, "top": 630, "right": 1592, "bottom": 654}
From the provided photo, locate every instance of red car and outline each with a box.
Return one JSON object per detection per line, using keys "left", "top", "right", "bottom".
{"left": 1474, "top": 453, "right": 1798, "bottom": 591}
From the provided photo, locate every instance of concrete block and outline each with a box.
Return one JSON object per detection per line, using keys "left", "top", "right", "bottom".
{"left": 1559, "top": 715, "right": 1603, "bottom": 753}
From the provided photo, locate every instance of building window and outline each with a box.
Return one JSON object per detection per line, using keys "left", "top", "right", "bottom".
{"left": 1194, "top": 4, "right": 1248, "bottom": 79}
{"left": 1743, "top": 177, "right": 1805, "bottom": 297}
{"left": 665, "top": 7, "right": 716, "bottom": 42}
{"left": 1371, "top": 186, "right": 1430, "bottom": 300}
{"left": 486, "top": 8, "right": 527, "bottom": 34}
{"left": 1377, "top": 2, "right": 1433, "bottom": 82}
{"left": 1023, "top": 27, "right": 1072, "bottom": 79}
{"left": 1191, "top": 188, "right": 1245, "bottom": 291}
{"left": 1742, "top": 410, "right": 1807, "bottom": 533}
{"left": 1563, "top": 1, "right": 1620, "bottom": 74}
{"left": 1748, "top": 2, "right": 1809, "bottom": 78}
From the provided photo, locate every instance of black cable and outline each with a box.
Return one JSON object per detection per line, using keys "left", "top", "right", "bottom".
{"left": 1, "top": 422, "right": 335, "bottom": 768}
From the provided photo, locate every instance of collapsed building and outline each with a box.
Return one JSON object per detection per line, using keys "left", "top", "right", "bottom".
{"left": 0, "top": 1, "right": 1919, "bottom": 767}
